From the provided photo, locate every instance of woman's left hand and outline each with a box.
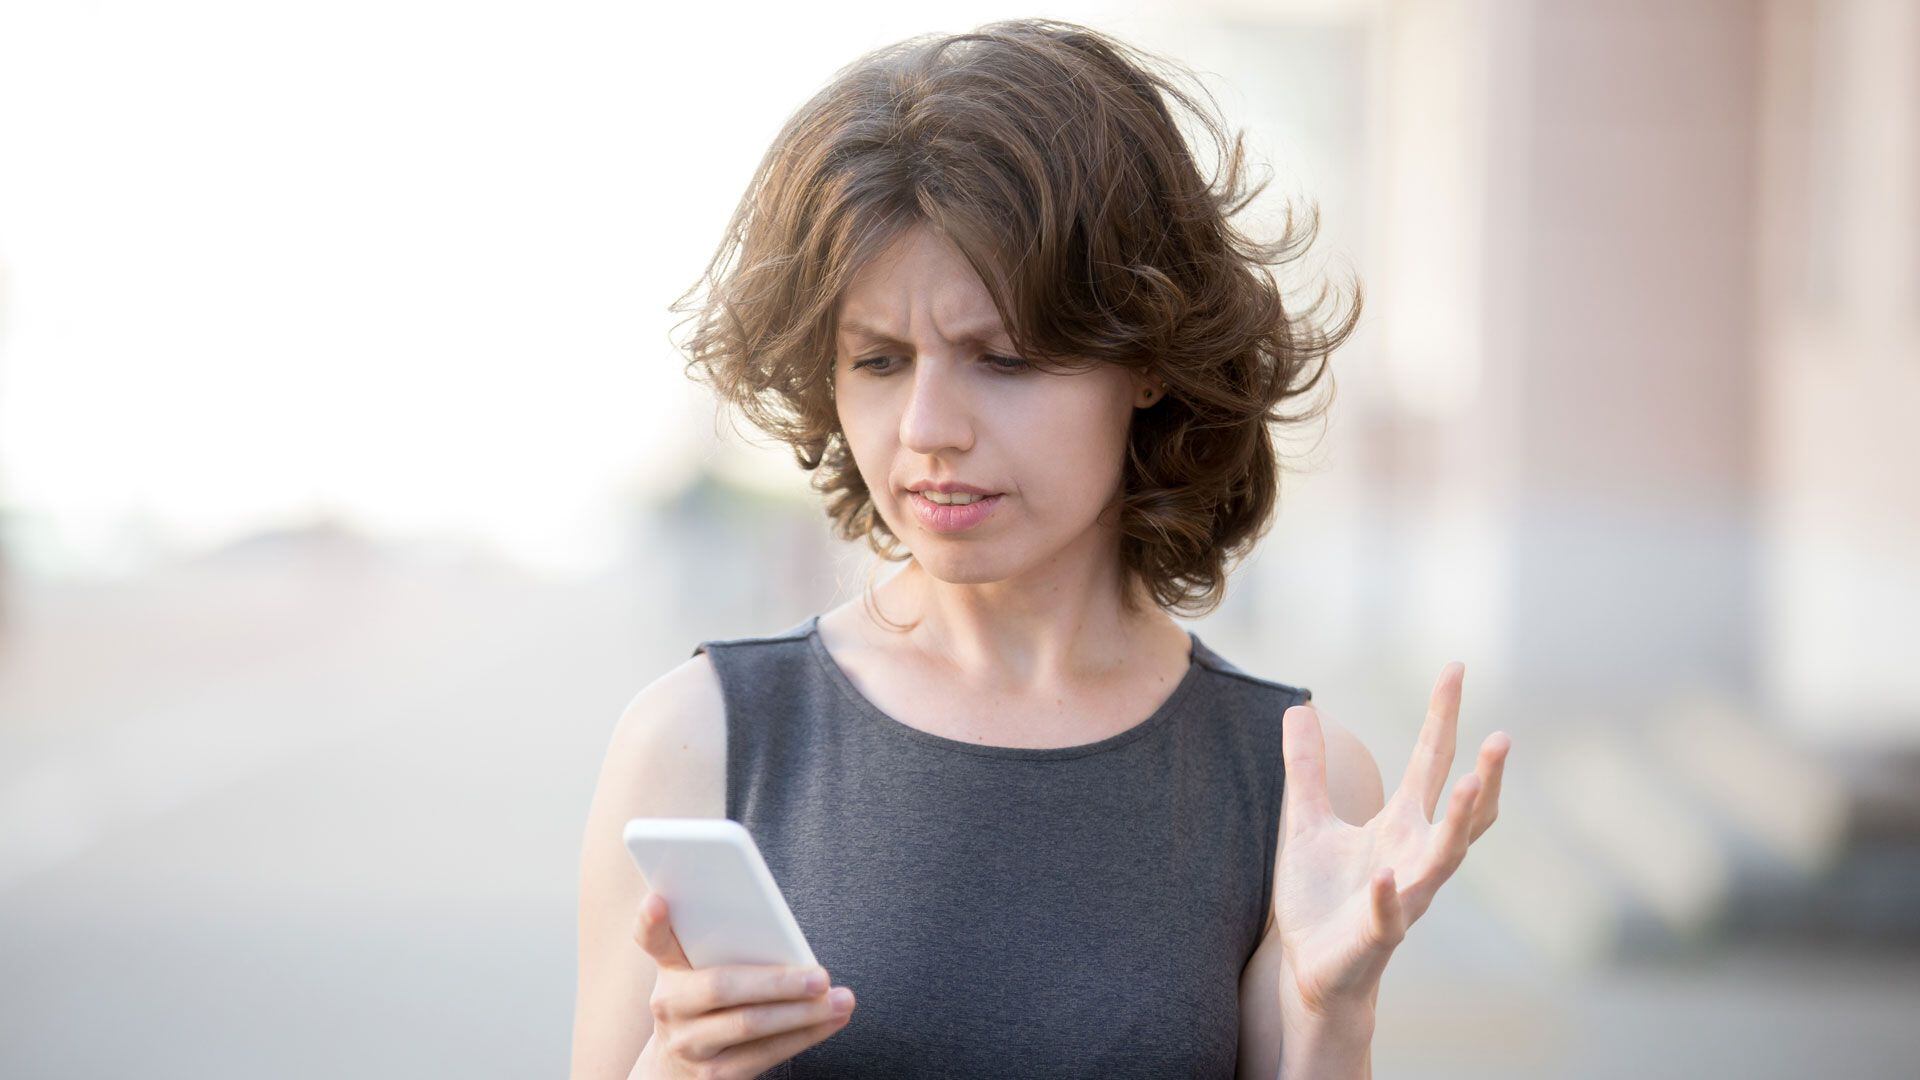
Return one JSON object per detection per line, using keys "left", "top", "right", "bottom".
{"left": 1271, "top": 662, "right": 1510, "bottom": 1020}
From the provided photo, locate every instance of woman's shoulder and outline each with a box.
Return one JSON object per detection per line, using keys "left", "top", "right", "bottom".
{"left": 599, "top": 649, "right": 730, "bottom": 818}
{"left": 1189, "top": 634, "right": 1313, "bottom": 707}
{"left": 618, "top": 611, "right": 823, "bottom": 778}
{"left": 690, "top": 613, "right": 819, "bottom": 655}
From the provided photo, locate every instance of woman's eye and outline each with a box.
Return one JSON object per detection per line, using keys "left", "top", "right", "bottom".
{"left": 985, "top": 354, "right": 1032, "bottom": 373}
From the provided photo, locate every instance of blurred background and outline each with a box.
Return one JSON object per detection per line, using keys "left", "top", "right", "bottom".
{"left": 2, "top": 0, "right": 1917, "bottom": 1076}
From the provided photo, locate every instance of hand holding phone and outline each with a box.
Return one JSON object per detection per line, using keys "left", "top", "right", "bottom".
{"left": 624, "top": 818, "right": 856, "bottom": 1078}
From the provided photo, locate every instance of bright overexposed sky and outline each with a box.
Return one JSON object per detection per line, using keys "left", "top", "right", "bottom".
{"left": 0, "top": 0, "right": 1352, "bottom": 577}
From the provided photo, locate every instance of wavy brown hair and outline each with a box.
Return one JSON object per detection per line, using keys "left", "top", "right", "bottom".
{"left": 670, "top": 17, "right": 1360, "bottom": 619}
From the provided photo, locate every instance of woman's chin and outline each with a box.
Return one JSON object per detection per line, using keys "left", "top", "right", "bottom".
{"left": 905, "top": 547, "right": 1018, "bottom": 586}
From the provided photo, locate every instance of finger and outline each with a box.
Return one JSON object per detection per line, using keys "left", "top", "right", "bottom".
{"left": 1281, "top": 703, "right": 1335, "bottom": 836}
{"left": 1397, "top": 661, "right": 1465, "bottom": 820}
{"left": 1336, "top": 867, "right": 1405, "bottom": 998}
{"left": 688, "top": 962, "right": 832, "bottom": 1015}
{"left": 1369, "top": 867, "right": 1406, "bottom": 950}
{"left": 1392, "top": 774, "right": 1481, "bottom": 926}
{"left": 705, "top": 1008, "right": 855, "bottom": 1076}
{"left": 1469, "top": 732, "right": 1510, "bottom": 842}
{"left": 684, "top": 985, "right": 854, "bottom": 1061}
{"left": 634, "top": 890, "right": 693, "bottom": 971}
{"left": 1426, "top": 772, "right": 1481, "bottom": 882}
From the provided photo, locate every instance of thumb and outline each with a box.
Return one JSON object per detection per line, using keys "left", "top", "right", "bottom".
{"left": 633, "top": 890, "right": 694, "bottom": 969}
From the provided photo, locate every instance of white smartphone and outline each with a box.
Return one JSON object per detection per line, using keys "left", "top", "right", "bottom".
{"left": 622, "top": 817, "right": 817, "bottom": 970}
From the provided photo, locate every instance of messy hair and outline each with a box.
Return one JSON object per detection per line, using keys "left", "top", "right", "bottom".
{"left": 670, "top": 17, "right": 1359, "bottom": 619}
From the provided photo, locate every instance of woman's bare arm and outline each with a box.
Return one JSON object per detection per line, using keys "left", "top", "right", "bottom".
{"left": 570, "top": 653, "right": 728, "bottom": 1080}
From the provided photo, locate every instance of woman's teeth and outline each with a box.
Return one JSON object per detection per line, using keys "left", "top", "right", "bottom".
{"left": 918, "top": 491, "right": 989, "bottom": 505}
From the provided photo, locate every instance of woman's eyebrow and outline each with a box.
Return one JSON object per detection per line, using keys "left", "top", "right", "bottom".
{"left": 837, "top": 319, "right": 1009, "bottom": 348}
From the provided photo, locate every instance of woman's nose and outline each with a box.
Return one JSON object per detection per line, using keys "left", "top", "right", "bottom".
{"left": 897, "top": 355, "right": 977, "bottom": 455}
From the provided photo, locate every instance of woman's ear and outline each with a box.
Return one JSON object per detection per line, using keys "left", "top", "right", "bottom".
{"left": 1132, "top": 369, "right": 1167, "bottom": 407}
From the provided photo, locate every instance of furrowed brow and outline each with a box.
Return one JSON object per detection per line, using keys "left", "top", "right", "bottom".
{"left": 837, "top": 318, "right": 1011, "bottom": 349}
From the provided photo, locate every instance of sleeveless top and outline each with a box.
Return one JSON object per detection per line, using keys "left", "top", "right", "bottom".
{"left": 690, "top": 614, "right": 1312, "bottom": 1079}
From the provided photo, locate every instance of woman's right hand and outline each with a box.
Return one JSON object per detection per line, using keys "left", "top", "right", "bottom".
{"left": 630, "top": 889, "right": 856, "bottom": 1079}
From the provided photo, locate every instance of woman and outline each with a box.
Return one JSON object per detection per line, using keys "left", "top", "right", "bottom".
{"left": 573, "top": 18, "right": 1510, "bottom": 1080}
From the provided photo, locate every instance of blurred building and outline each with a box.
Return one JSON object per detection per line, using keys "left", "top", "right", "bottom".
{"left": 1165, "top": 0, "right": 1920, "bottom": 964}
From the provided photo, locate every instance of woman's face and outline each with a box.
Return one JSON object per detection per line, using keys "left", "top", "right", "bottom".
{"left": 833, "top": 223, "right": 1155, "bottom": 585}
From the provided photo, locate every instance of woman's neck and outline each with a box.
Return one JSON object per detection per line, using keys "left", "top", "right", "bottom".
{"left": 864, "top": 558, "right": 1180, "bottom": 688}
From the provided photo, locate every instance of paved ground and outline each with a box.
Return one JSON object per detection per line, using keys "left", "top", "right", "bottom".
{"left": 2, "top": 539, "right": 1916, "bottom": 1077}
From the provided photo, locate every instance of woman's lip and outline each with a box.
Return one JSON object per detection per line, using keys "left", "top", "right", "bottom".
{"left": 907, "top": 490, "right": 1005, "bottom": 534}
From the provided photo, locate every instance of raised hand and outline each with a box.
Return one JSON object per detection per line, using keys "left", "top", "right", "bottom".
{"left": 1271, "top": 662, "right": 1510, "bottom": 1020}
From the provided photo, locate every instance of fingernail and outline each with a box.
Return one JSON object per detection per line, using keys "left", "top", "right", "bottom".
{"left": 804, "top": 969, "right": 828, "bottom": 994}
{"left": 830, "top": 987, "right": 854, "bottom": 1013}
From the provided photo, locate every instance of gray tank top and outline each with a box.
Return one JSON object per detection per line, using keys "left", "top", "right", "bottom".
{"left": 690, "top": 613, "right": 1311, "bottom": 1078}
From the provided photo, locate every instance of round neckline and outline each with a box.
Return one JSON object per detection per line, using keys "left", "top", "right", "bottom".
{"left": 802, "top": 613, "right": 1208, "bottom": 761}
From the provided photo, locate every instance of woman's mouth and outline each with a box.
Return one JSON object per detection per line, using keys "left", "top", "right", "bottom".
{"left": 907, "top": 490, "right": 1005, "bottom": 534}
